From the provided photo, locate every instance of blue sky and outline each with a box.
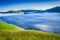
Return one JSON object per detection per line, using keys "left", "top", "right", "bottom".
{"left": 0, "top": 0, "right": 60, "bottom": 11}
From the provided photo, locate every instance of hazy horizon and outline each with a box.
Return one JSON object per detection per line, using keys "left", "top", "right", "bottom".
{"left": 0, "top": 0, "right": 60, "bottom": 12}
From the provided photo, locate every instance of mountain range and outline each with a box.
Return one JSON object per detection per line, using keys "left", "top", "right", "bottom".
{"left": 0, "top": 6, "right": 60, "bottom": 14}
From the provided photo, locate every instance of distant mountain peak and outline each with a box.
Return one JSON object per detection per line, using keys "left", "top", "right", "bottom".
{"left": 45, "top": 6, "right": 60, "bottom": 13}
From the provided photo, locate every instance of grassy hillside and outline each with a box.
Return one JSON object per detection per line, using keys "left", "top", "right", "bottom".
{"left": 0, "top": 30, "right": 60, "bottom": 40}
{"left": 0, "top": 22, "right": 23, "bottom": 30}
{"left": 0, "top": 22, "right": 60, "bottom": 40}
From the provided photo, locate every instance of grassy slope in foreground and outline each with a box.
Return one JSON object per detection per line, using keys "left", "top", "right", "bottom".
{"left": 0, "top": 22, "right": 23, "bottom": 30}
{"left": 0, "top": 30, "right": 60, "bottom": 40}
{"left": 0, "top": 22, "right": 60, "bottom": 40}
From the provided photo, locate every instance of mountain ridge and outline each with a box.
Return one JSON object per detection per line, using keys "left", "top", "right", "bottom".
{"left": 0, "top": 6, "right": 60, "bottom": 13}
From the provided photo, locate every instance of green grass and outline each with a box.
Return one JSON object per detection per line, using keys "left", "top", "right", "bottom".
{"left": 0, "top": 22, "right": 23, "bottom": 30}
{"left": 0, "top": 30, "right": 60, "bottom": 40}
{"left": 0, "top": 22, "right": 60, "bottom": 40}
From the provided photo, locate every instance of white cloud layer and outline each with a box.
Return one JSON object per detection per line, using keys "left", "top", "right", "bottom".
{"left": 0, "top": 13, "right": 23, "bottom": 17}
{"left": 34, "top": 24, "right": 52, "bottom": 31}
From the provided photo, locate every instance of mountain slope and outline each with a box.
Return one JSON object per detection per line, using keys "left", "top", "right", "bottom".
{"left": 0, "top": 22, "right": 60, "bottom": 40}
{"left": 0, "top": 30, "right": 60, "bottom": 40}
{"left": 0, "top": 22, "right": 23, "bottom": 30}
{"left": 46, "top": 6, "right": 60, "bottom": 13}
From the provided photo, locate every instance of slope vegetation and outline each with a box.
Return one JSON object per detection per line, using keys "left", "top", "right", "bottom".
{"left": 0, "top": 30, "right": 60, "bottom": 40}
{"left": 0, "top": 22, "right": 60, "bottom": 40}
{"left": 0, "top": 22, "right": 23, "bottom": 30}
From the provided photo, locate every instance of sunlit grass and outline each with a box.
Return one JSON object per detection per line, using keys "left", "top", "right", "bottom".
{"left": 0, "top": 21, "right": 60, "bottom": 40}
{"left": 0, "top": 22, "right": 23, "bottom": 30}
{"left": 0, "top": 30, "right": 60, "bottom": 40}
